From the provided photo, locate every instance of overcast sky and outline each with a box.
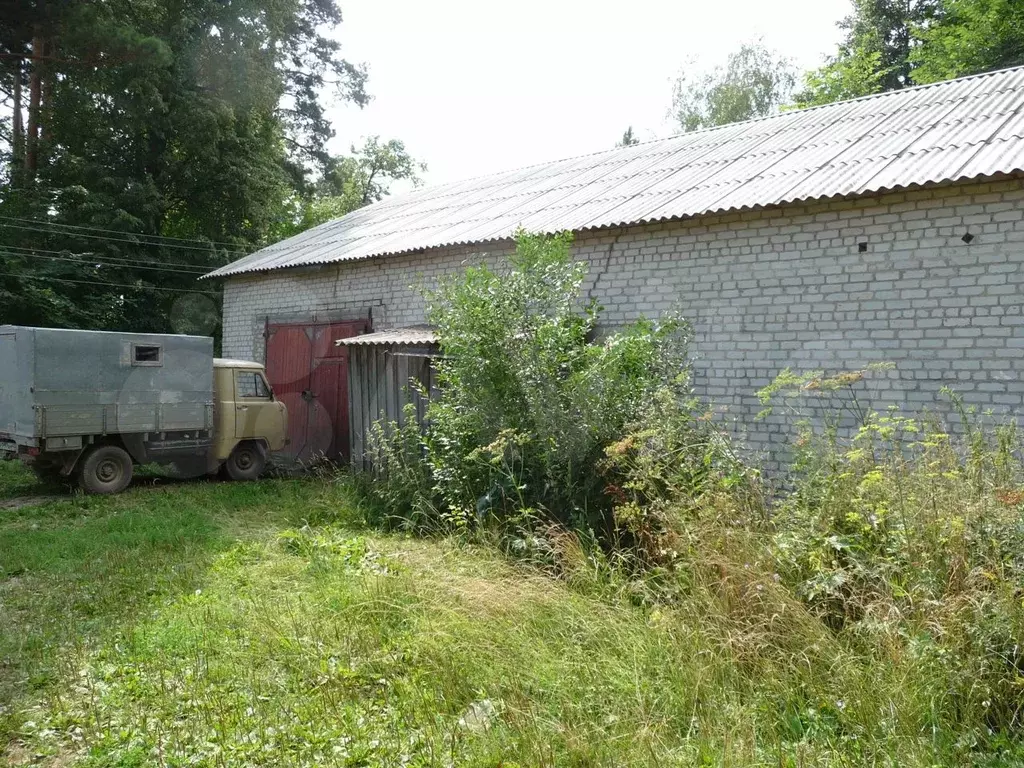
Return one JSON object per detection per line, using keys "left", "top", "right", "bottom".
{"left": 326, "top": 0, "right": 852, "bottom": 187}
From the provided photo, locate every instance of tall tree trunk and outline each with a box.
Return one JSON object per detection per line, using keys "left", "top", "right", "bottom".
{"left": 39, "top": 36, "right": 53, "bottom": 143}
{"left": 11, "top": 62, "right": 24, "bottom": 167}
{"left": 24, "top": 35, "right": 43, "bottom": 176}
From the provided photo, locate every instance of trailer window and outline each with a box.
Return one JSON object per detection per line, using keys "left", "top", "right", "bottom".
{"left": 236, "top": 371, "right": 271, "bottom": 399}
{"left": 132, "top": 344, "right": 163, "bottom": 366}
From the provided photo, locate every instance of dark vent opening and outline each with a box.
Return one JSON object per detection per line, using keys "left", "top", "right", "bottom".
{"left": 134, "top": 345, "right": 162, "bottom": 363}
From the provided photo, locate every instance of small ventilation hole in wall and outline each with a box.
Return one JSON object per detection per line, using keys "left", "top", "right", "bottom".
{"left": 858, "top": 242, "right": 868, "bottom": 253}
{"left": 962, "top": 232, "right": 975, "bottom": 244}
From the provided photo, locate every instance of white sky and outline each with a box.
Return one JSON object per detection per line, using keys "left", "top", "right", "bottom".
{"left": 326, "top": 0, "right": 852, "bottom": 187}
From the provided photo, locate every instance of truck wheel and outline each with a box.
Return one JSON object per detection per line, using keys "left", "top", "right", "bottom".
{"left": 224, "top": 442, "right": 266, "bottom": 482}
{"left": 78, "top": 445, "right": 134, "bottom": 494}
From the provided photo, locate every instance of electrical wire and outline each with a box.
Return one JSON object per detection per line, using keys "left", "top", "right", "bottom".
{"left": 0, "top": 270, "right": 220, "bottom": 296}
{"left": 0, "top": 246, "right": 216, "bottom": 274}
{"left": 0, "top": 214, "right": 253, "bottom": 251}
{"left": 0, "top": 247, "right": 212, "bottom": 274}
{"left": 0, "top": 221, "right": 251, "bottom": 255}
{"left": 0, "top": 250, "right": 216, "bottom": 276}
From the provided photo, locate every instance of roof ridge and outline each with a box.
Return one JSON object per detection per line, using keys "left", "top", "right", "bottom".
{"left": 205, "top": 65, "right": 1024, "bottom": 279}
{"left": 413, "top": 65, "right": 1024, "bottom": 192}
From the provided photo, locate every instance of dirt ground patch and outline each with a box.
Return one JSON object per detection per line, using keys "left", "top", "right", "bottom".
{"left": 0, "top": 496, "right": 62, "bottom": 511}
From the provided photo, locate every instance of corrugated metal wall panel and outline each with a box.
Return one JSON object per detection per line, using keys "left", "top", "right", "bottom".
{"left": 348, "top": 342, "right": 440, "bottom": 471}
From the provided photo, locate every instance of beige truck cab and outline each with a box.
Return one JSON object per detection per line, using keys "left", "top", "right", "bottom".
{"left": 212, "top": 359, "right": 288, "bottom": 481}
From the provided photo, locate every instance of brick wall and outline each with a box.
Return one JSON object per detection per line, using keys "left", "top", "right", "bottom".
{"left": 221, "top": 176, "right": 1024, "bottom": 463}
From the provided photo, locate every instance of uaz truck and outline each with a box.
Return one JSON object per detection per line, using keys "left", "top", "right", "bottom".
{"left": 0, "top": 326, "right": 287, "bottom": 493}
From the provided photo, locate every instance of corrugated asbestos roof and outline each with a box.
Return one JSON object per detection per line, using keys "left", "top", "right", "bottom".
{"left": 207, "top": 66, "right": 1024, "bottom": 279}
{"left": 335, "top": 325, "right": 438, "bottom": 346}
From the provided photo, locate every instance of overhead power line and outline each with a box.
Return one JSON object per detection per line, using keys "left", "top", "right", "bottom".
{"left": 0, "top": 215, "right": 253, "bottom": 251}
{"left": 0, "top": 222, "right": 251, "bottom": 255}
{"left": 0, "top": 250, "right": 215, "bottom": 276}
{"left": 0, "top": 270, "right": 220, "bottom": 296}
{"left": 0, "top": 243, "right": 213, "bottom": 272}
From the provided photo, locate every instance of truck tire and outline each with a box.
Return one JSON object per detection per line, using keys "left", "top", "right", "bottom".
{"left": 224, "top": 441, "right": 266, "bottom": 482}
{"left": 78, "top": 445, "right": 134, "bottom": 494}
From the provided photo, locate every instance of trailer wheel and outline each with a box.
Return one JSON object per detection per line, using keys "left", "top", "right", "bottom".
{"left": 224, "top": 441, "right": 266, "bottom": 482}
{"left": 78, "top": 445, "right": 134, "bottom": 494}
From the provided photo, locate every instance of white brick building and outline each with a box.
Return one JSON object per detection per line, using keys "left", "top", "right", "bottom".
{"left": 209, "top": 67, "right": 1024, "bottom": 463}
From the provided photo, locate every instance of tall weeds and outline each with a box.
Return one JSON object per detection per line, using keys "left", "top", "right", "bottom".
{"left": 358, "top": 233, "right": 1024, "bottom": 763}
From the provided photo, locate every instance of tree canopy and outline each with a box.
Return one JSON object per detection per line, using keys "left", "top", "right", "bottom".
{"left": 669, "top": 2, "right": 1024, "bottom": 122}
{"left": 912, "top": 0, "right": 1024, "bottom": 84}
{"left": 671, "top": 43, "right": 796, "bottom": 133}
{"left": 0, "top": 0, "right": 419, "bottom": 336}
{"left": 270, "top": 136, "right": 424, "bottom": 241}
{"left": 796, "top": 0, "right": 1024, "bottom": 107}
{"left": 616, "top": 127, "right": 640, "bottom": 147}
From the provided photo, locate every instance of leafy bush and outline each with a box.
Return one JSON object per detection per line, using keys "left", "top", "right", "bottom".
{"left": 418, "top": 231, "right": 704, "bottom": 537}
{"left": 598, "top": 386, "right": 758, "bottom": 569}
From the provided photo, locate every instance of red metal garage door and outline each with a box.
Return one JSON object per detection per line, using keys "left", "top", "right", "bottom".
{"left": 265, "top": 320, "right": 368, "bottom": 463}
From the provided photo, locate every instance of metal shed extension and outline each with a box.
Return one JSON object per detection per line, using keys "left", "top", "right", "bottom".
{"left": 336, "top": 326, "right": 439, "bottom": 470}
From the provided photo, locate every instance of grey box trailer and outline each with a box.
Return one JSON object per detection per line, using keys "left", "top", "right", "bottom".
{"left": 0, "top": 325, "right": 214, "bottom": 448}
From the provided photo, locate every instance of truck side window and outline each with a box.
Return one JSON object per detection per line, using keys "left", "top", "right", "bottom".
{"left": 257, "top": 373, "right": 272, "bottom": 398}
{"left": 132, "top": 344, "right": 163, "bottom": 366}
{"left": 236, "top": 371, "right": 270, "bottom": 399}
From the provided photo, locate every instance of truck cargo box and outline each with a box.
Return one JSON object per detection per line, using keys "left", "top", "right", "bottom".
{"left": 0, "top": 326, "right": 214, "bottom": 447}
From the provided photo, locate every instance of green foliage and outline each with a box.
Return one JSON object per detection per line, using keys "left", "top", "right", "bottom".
{"left": 5, "top": 419, "right": 1024, "bottom": 762}
{"left": 0, "top": 1, "right": 418, "bottom": 335}
{"left": 360, "top": 402, "right": 438, "bottom": 530}
{"left": 793, "top": 47, "right": 887, "bottom": 107}
{"left": 599, "top": 387, "right": 755, "bottom": 569}
{"left": 616, "top": 126, "right": 639, "bottom": 147}
{"left": 0, "top": 474, "right": 844, "bottom": 765}
{"left": 270, "top": 136, "right": 424, "bottom": 241}
{"left": 912, "top": 0, "right": 1024, "bottom": 83}
{"left": 0, "top": 457, "right": 50, "bottom": 498}
{"left": 795, "top": 0, "right": 939, "bottom": 106}
{"left": 672, "top": 42, "right": 796, "bottom": 132}
{"left": 754, "top": 369, "right": 1024, "bottom": 752}
{"left": 420, "top": 231, "right": 694, "bottom": 537}
{"left": 756, "top": 361, "right": 897, "bottom": 425}
{"left": 796, "top": 0, "right": 1024, "bottom": 107}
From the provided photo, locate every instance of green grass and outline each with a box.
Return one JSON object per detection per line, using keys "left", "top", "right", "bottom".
{"left": 0, "top": 459, "right": 1018, "bottom": 767}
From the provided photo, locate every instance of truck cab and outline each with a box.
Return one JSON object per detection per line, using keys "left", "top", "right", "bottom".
{"left": 212, "top": 359, "right": 288, "bottom": 478}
